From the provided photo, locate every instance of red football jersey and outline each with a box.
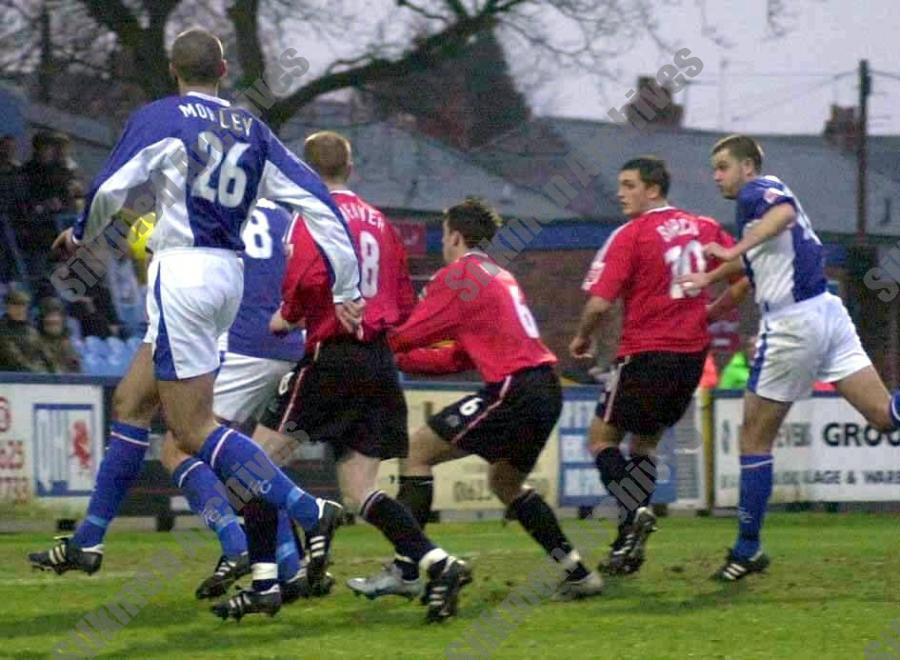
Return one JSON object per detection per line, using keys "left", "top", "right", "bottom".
{"left": 395, "top": 342, "right": 475, "bottom": 375}
{"left": 281, "top": 190, "right": 415, "bottom": 347}
{"left": 389, "top": 251, "right": 557, "bottom": 384}
{"left": 582, "top": 206, "right": 735, "bottom": 357}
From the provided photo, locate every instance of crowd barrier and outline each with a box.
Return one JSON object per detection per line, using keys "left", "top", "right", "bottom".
{"left": 713, "top": 391, "right": 900, "bottom": 504}
{"left": 2, "top": 374, "right": 895, "bottom": 524}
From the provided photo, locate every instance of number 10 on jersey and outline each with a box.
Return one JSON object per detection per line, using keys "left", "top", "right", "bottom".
{"left": 665, "top": 240, "right": 706, "bottom": 299}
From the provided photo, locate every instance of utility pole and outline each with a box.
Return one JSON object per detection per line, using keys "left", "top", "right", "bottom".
{"left": 37, "top": 6, "right": 52, "bottom": 103}
{"left": 718, "top": 58, "right": 728, "bottom": 131}
{"left": 856, "top": 59, "right": 871, "bottom": 239}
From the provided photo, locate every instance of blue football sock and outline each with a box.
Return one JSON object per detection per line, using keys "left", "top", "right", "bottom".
{"left": 72, "top": 422, "right": 149, "bottom": 548}
{"left": 889, "top": 391, "right": 900, "bottom": 429}
{"left": 197, "top": 426, "right": 320, "bottom": 531}
{"left": 276, "top": 510, "right": 301, "bottom": 582}
{"left": 734, "top": 454, "right": 774, "bottom": 560}
{"left": 172, "top": 456, "right": 246, "bottom": 559}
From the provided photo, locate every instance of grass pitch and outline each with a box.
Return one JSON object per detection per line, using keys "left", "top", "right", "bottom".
{"left": 1, "top": 513, "right": 898, "bottom": 659}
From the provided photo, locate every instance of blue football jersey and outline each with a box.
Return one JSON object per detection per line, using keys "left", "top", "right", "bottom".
{"left": 735, "top": 176, "right": 826, "bottom": 312}
{"left": 75, "top": 91, "right": 359, "bottom": 302}
{"left": 225, "top": 199, "right": 304, "bottom": 362}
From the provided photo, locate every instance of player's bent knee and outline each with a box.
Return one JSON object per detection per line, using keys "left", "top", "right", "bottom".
{"left": 112, "top": 384, "right": 156, "bottom": 427}
{"left": 631, "top": 435, "right": 660, "bottom": 457}
{"left": 588, "top": 417, "right": 623, "bottom": 456}
{"left": 406, "top": 426, "right": 447, "bottom": 470}
{"left": 159, "top": 433, "right": 191, "bottom": 473}
{"left": 488, "top": 462, "right": 527, "bottom": 505}
{"left": 739, "top": 426, "right": 773, "bottom": 454}
{"left": 866, "top": 410, "right": 895, "bottom": 434}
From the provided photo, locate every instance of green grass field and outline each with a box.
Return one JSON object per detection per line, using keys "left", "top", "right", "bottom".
{"left": 1, "top": 513, "right": 898, "bottom": 659}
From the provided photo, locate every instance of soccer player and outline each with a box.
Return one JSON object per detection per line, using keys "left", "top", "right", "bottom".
{"left": 158, "top": 199, "right": 309, "bottom": 601}
{"left": 677, "top": 135, "right": 900, "bottom": 581}
{"left": 568, "top": 156, "right": 737, "bottom": 576}
{"left": 212, "top": 131, "right": 468, "bottom": 623}
{"left": 348, "top": 198, "right": 604, "bottom": 602}
{"left": 29, "top": 29, "right": 361, "bottom": 581}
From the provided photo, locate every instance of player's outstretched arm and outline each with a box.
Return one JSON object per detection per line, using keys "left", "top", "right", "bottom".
{"left": 707, "top": 277, "right": 751, "bottom": 322}
{"left": 570, "top": 295, "right": 613, "bottom": 359}
{"left": 269, "top": 308, "right": 298, "bottom": 336}
{"left": 396, "top": 343, "right": 474, "bottom": 375}
{"left": 51, "top": 227, "right": 78, "bottom": 259}
{"left": 389, "top": 267, "right": 461, "bottom": 353}
{"left": 678, "top": 257, "right": 744, "bottom": 291}
{"left": 709, "top": 203, "right": 797, "bottom": 262}
{"left": 75, "top": 109, "right": 167, "bottom": 245}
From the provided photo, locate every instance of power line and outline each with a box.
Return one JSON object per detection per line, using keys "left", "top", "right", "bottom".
{"left": 730, "top": 76, "right": 841, "bottom": 123}
{"left": 872, "top": 70, "right": 900, "bottom": 83}
{"left": 725, "top": 74, "right": 846, "bottom": 120}
{"left": 696, "top": 71, "right": 851, "bottom": 80}
{"left": 710, "top": 70, "right": 854, "bottom": 126}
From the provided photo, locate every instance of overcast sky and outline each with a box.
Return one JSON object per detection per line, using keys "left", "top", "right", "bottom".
{"left": 529, "top": 0, "right": 900, "bottom": 135}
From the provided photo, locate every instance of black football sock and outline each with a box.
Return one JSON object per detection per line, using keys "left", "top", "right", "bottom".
{"left": 396, "top": 475, "right": 434, "bottom": 528}
{"left": 361, "top": 490, "right": 447, "bottom": 578}
{"left": 624, "top": 453, "right": 657, "bottom": 524}
{"left": 595, "top": 446, "right": 634, "bottom": 527}
{"left": 394, "top": 476, "right": 434, "bottom": 579}
{"left": 510, "top": 489, "right": 589, "bottom": 581}
{"left": 243, "top": 497, "right": 279, "bottom": 593}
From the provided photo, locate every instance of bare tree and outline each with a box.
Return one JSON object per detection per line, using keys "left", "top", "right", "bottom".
{"left": 0, "top": 0, "right": 800, "bottom": 131}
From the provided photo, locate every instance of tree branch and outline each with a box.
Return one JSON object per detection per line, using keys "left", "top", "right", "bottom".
{"left": 397, "top": 0, "right": 452, "bottom": 22}
{"left": 80, "top": 0, "right": 142, "bottom": 48}
{"left": 443, "top": 0, "right": 470, "bottom": 18}
{"left": 228, "top": 0, "right": 264, "bottom": 85}
{"left": 268, "top": 5, "right": 516, "bottom": 129}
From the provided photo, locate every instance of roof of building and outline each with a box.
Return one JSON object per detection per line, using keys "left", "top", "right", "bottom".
{"left": 473, "top": 117, "right": 900, "bottom": 238}
{"left": 282, "top": 120, "right": 578, "bottom": 222}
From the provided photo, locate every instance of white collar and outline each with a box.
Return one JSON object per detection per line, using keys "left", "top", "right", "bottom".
{"left": 186, "top": 91, "right": 231, "bottom": 107}
{"left": 463, "top": 249, "right": 490, "bottom": 259}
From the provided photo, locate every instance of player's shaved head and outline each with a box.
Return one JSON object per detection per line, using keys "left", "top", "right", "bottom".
{"left": 712, "top": 134, "right": 764, "bottom": 172}
{"left": 304, "top": 131, "right": 352, "bottom": 181}
{"left": 171, "top": 28, "right": 225, "bottom": 85}
{"left": 620, "top": 156, "right": 670, "bottom": 197}
{"left": 444, "top": 197, "right": 502, "bottom": 248}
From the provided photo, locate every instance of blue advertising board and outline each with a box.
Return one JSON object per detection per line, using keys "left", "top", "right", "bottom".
{"left": 558, "top": 386, "right": 677, "bottom": 508}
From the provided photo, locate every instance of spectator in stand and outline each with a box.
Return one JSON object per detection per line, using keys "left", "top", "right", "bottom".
{"left": 718, "top": 335, "right": 755, "bottom": 390}
{"left": 36, "top": 297, "right": 80, "bottom": 373}
{"left": 0, "top": 289, "right": 51, "bottom": 372}
{"left": 70, "top": 281, "right": 121, "bottom": 339}
{"left": 0, "top": 135, "right": 28, "bottom": 219}
{"left": 16, "top": 132, "right": 83, "bottom": 295}
{"left": 22, "top": 131, "right": 81, "bottom": 215}
{"left": 106, "top": 251, "right": 144, "bottom": 336}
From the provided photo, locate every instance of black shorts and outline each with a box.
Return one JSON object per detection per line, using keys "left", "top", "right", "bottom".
{"left": 428, "top": 365, "right": 561, "bottom": 474}
{"left": 597, "top": 350, "right": 707, "bottom": 436}
{"left": 259, "top": 335, "right": 408, "bottom": 460}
